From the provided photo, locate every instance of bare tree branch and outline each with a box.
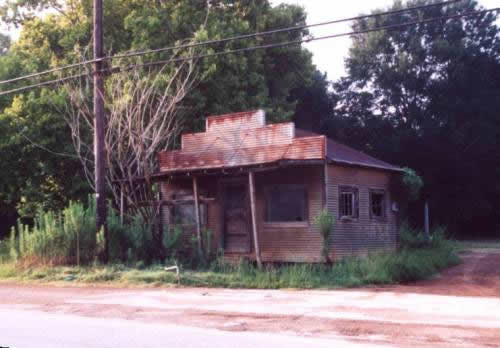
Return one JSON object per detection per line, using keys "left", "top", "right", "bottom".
{"left": 63, "top": 47, "right": 199, "bottom": 224}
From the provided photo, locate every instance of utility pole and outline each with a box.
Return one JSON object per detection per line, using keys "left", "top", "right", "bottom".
{"left": 93, "top": 0, "right": 108, "bottom": 262}
{"left": 424, "top": 200, "right": 430, "bottom": 241}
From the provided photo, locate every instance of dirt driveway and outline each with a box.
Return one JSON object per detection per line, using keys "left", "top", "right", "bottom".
{"left": 1, "top": 249, "right": 499, "bottom": 347}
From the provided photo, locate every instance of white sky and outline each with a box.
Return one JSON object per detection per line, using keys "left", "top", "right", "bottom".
{"left": 272, "top": 0, "right": 499, "bottom": 80}
{"left": 2, "top": 0, "right": 499, "bottom": 80}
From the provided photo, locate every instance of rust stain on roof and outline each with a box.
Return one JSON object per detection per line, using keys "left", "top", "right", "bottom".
{"left": 296, "top": 129, "right": 402, "bottom": 172}
{"left": 158, "top": 110, "right": 401, "bottom": 173}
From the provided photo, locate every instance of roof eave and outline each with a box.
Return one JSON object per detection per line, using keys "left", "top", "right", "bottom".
{"left": 156, "top": 158, "right": 326, "bottom": 177}
{"left": 327, "top": 158, "right": 404, "bottom": 173}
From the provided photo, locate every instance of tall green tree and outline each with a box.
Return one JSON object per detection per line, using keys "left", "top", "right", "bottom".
{"left": 0, "top": 0, "right": 325, "bottom": 236}
{"left": 328, "top": 0, "right": 499, "bottom": 236}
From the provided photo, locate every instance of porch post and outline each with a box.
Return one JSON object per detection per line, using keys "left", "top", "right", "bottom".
{"left": 192, "top": 177, "right": 203, "bottom": 256}
{"left": 248, "top": 171, "right": 262, "bottom": 268}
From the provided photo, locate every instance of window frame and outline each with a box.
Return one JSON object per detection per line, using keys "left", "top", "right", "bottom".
{"left": 338, "top": 186, "right": 359, "bottom": 221}
{"left": 264, "top": 184, "right": 309, "bottom": 227}
{"left": 369, "top": 188, "right": 386, "bottom": 221}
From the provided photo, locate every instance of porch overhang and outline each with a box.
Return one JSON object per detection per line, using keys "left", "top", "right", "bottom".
{"left": 152, "top": 158, "right": 326, "bottom": 180}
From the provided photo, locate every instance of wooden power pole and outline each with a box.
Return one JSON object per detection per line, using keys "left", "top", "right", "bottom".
{"left": 424, "top": 200, "right": 430, "bottom": 241}
{"left": 93, "top": 0, "right": 108, "bottom": 262}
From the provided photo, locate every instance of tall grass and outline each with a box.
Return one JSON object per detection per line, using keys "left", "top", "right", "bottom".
{"left": 200, "top": 244, "right": 458, "bottom": 289}
{"left": 3, "top": 197, "right": 186, "bottom": 266}
{"left": 7, "top": 200, "right": 102, "bottom": 265}
{"left": 0, "top": 212, "right": 460, "bottom": 289}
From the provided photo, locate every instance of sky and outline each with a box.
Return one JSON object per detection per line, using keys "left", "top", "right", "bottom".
{"left": 271, "top": 0, "right": 499, "bottom": 80}
{"left": 2, "top": 0, "right": 499, "bottom": 81}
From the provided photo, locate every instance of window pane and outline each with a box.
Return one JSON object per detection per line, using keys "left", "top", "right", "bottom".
{"left": 339, "top": 187, "right": 358, "bottom": 218}
{"left": 371, "top": 192, "right": 385, "bottom": 218}
{"left": 266, "top": 185, "right": 307, "bottom": 222}
{"left": 340, "top": 192, "right": 353, "bottom": 217}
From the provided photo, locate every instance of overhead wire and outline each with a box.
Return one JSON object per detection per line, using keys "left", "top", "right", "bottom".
{"left": 0, "top": 0, "right": 464, "bottom": 86}
{"left": 0, "top": 6, "right": 498, "bottom": 97}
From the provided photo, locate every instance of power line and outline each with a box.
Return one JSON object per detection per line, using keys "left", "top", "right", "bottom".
{"left": 0, "top": 0, "right": 463, "bottom": 86}
{"left": 0, "top": 7, "right": 498, "bottom": 97}
{"left": 109, "top": 0, "right": 463, "bottom": 60}
{"left": 127, "top": 8, "right": 499, "bottom": 71}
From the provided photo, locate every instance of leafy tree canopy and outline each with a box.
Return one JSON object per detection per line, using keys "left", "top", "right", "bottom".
{"left": 0, "top": 0, "right": 325, "bottom": 236}
{"left": 326, "top": 0, "right": 499, "bottom": 236}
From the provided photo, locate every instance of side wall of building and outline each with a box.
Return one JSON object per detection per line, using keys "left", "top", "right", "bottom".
{"left": 326, "top": 165, "right": 399, "bottom": 259}
{"left": 160, "top": 164, "right": 399, "bottom": 263}
{"left": 254, "top": 166, "right": 324, "bottom": 263}
{"left": 160, "top": 166, "right": 326, "bottom": 263}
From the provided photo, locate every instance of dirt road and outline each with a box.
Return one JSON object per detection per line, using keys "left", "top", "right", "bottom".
{"left": 1, "top": 249, "right": 499, "bottom": 347}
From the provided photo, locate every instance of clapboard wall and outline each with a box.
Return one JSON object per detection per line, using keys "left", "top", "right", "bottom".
{"left": 326, "top": 165, "right": 399, "bottom": 259}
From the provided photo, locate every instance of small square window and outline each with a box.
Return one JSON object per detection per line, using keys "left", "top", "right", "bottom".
{"left": 339, "top": 186, "right": 359, "bottom": 219}
{"left": 370, "top": 190, "right": 386, "bottom": 219}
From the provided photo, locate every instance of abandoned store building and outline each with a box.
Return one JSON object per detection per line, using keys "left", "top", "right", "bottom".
{"left": 157, "top": 110, "right": 403, "bottom": 263}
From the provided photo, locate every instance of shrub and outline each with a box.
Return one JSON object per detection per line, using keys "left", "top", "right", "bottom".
{"left": 399, "top": 222, "right": 451, "bottom": 250}
{"left": 399, "top": 221, "right": 429, "bottom": 249}
{"left": 163, "top": 224, "right": 183, "bottom": 261}
{"left": 189, "top": 227, "right": 214, "bottom": 268}
{"left": 313, "top": 209, "right": 334, "bottom": 263}
{"left": 107, "top": 209, "right": 155, "bottom": 264}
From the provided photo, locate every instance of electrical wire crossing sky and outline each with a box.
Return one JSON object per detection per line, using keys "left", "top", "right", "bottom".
{"left": 271, "top": 0, "right": 500, "bottom": 80}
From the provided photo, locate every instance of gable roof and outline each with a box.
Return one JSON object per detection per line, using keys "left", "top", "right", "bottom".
{"left": 157, "top": 110, "right": 402, "bottom": 174}
{"left": 295, "top": 129, "right": 402, "bottom": 172}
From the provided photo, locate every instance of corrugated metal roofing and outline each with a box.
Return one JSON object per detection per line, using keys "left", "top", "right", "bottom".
{"left": 157, "top": 110, "right": 402, "bottom": 173}
{"left": 295, "top": 129, "right": 402, "bottom": 172}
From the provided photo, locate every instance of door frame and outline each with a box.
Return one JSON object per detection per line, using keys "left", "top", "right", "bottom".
{"left": 218, "top": 176, "right": 252, "bottom": 253}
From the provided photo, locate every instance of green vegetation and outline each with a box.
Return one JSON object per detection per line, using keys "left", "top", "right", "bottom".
{"left": 0, "top": 0, "right": 323, "bottom": 239}
{"left": 401, "top": 168, "right": 424, "bottom": 201}
{"left": 0, "top": 223, "right": 460, "bottom": 289}
{"left": 327, "top": 0, "right": 499, "bottom": 237}
{"left": 7, "top": 201, "right": 102, "bottom": 265}
{"left": 453, "top": 240, "right": 500, "bottom": 250}
{"left": 1, "top": 0, "right": 498, "bottom": 241}
{"left": 5, "top": 198, "right": 185, "bottom": 266}
{"left": 313, "top": 208, "right": 335, "bottom": 263}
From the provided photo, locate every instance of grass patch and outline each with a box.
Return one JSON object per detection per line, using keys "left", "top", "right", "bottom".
{"left": 0, "top": 244, "right": 459, "bottom": 289}
{"left": 0, "top": 223, "right": 461, "bottom": 289}
{"left": 453, "top": 239, "right": 500, "bottom": 250}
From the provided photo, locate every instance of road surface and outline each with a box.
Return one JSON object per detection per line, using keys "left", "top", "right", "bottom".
{"left": 1, "top": 249, "right": 499, "bottom": 347}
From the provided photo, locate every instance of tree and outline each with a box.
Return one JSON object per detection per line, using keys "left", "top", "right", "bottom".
{"left": 0, "top": 33, "right": 10, "bottom": 56}
{"left": 290, "top": 70, "right": 335, "bottom": 132}
{"left": 0, "top": 0, "right": 325, "bottom": 236}
{"left": 329, "top": 0, "right": 499, "bottom": 236}
{"left": 64, "top": 49, "right": 200, "bottom": 222}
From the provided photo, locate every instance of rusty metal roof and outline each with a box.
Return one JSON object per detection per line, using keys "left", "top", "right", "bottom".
{"left": 158, "top": 110, "right": 401, "bottom": 174}
{"left": 295, "top": 129, "right": 402, "bottom": 172}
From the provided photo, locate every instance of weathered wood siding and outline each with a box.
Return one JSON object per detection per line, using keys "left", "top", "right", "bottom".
{"left": 326, "top": 165, "right": 399, "bottom": 259}
{"left": 160, "top": 163, "right": 399, "bottom": 263}
{"left": 253, "top": 166, "right": 324, "bottom": 263}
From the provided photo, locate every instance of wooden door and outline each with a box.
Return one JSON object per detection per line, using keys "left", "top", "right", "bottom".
{"left": 223, "top": 183, "right": 251, "bottom": 253}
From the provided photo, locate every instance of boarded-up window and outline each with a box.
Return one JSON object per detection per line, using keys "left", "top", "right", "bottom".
{"left": 370, "top": 189, "right": 385, "bottom": 219}
{"left": 265, "top": 185, "right": 307, "bottom": 222}
{"left": 339, "top": 186, "right": 359, "bottom": 219}
{"left": 173, "top": 203, "right": 207, "bottom": 226}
